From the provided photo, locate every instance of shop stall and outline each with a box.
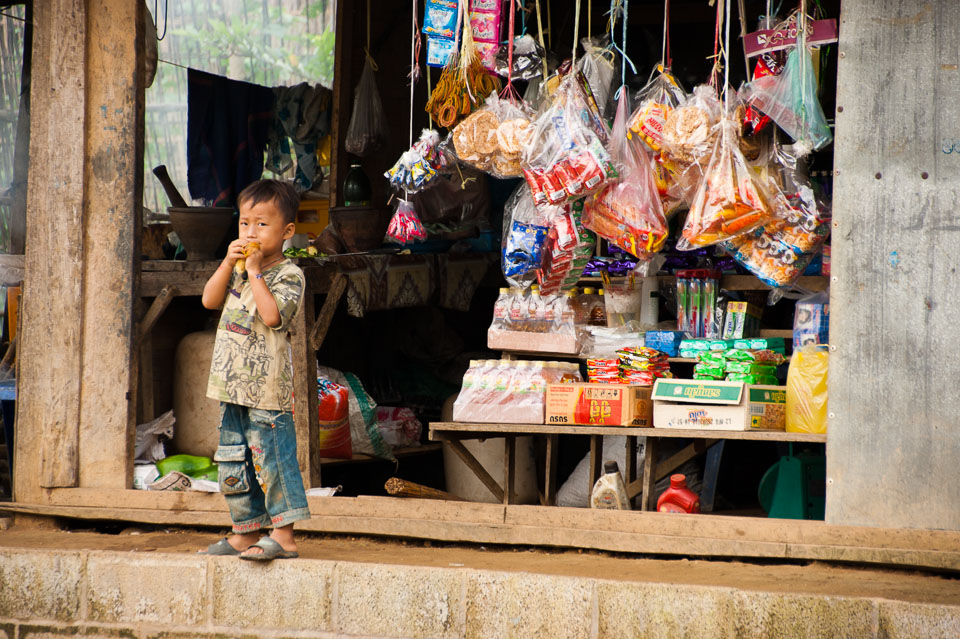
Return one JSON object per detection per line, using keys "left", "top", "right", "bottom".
{"left": 5, "top": 0, "right": 960, "bottom": 569}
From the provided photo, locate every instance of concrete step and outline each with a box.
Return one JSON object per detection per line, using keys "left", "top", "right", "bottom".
{"left": 0, "top": 528, "right": 957, "bottom": 638}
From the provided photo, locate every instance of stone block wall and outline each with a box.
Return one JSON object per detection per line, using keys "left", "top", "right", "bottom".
{"left": 0, "top": 547, "right": 958, "bottom": 638}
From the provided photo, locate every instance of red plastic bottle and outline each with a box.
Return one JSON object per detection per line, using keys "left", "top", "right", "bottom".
{"left": 656, "top": 474, "right": 701, "bottom": 514}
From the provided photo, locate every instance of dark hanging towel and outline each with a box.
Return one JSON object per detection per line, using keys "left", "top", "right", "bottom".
{"left": 187, "top": 69, "right": 275, "bottom": 207}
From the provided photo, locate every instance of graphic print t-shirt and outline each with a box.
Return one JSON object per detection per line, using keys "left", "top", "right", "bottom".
{"left": 206, "top": 259, "right": 304, "bottom": 411}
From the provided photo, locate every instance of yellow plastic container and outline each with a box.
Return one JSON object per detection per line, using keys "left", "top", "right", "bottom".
{"left": 785, "top": 345, "right": 829, "bottom": 434}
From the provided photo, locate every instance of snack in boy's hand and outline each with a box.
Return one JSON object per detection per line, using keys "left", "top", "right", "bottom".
{"left": 235, "top": 241, "right": 260, "bottom": 274}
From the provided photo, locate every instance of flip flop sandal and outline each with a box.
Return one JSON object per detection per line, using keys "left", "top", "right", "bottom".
{"left": 239, "top": 536, "right": 299, "bottom": 562}
{"left": 201, "top": 538, "right": 241, "bottom": 556}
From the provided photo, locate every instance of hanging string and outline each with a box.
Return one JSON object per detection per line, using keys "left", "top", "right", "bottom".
{"left": 722, "top": 0, "right": 731, "bottom": 111}
{"left": 709, "top": 0, "right": 723, "bottom": 90}
{"left": 409, "top": 0, "right": 418, "bottom": 147}
{"left": 427, "top": 67, "right": 434, "bottom": 128}
{"left": 535, "top": 0, "right": 548, "bottom": 81}
{"left": 520, "top": 0, "right": 527, "bottom": 36}
{"left": 661, "top": 0, "right": 671, "bottom": 69}
{"left": 154, "top": 0, "right": 168, "bottom": 40}
{"left": 500, "top": 0, "right": 519, "bottom": 99}
{"left": 798, "top": 0, "right": 808, "bottom": 134}
{"left": 365, "top": 0, "right": 378, "bottom": 70}
{"left": 546, "top": 0, "right": 552, "bottom": 49}
{"left": 587, "top": 0, "right": 592, "bottom": 38}
{"left": 572, "top": 0, "right": 581, "bottom": 67}
{"left": 608, "top": 0, "right": 636, "bottom": 92}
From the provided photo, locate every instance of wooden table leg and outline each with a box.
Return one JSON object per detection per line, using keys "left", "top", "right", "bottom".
{"left": 544, "top": 434, "right": 559, "bottom": 506}
{"left": 641, "top": 437, "right": 659, "bottom": 511}
{"left": 291, "top": 292, "right": 320, "bottom": 489}
{"left": 503, "top": 436, "right": 516, "bottom": 505}
{"left": 445, "top": 439, "right": 504, "bottom": 502}
{"left": 589, "top": 434, "right": 603, "bottom": 495}
{"left": 624, "top": 435, "right": 638, "bottom": 509}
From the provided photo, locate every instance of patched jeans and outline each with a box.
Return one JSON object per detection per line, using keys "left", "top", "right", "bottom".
{"left": 215, "top": 403, "right": 310, "bottom": 533}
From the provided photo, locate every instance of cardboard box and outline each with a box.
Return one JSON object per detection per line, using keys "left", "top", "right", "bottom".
{"left": 651, "top": 379, "right": 786, "bottom": 431}
{"left": 722, "top": 301, "right": 762, "bottom": 339}
{"left": 546, "top": 383, "right": 653, "bottom": 426}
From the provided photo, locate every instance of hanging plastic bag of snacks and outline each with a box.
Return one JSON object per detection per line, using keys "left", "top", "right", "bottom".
{"left": 537, "top": 199, "right": 596, "bottom": 296}
{"left": 501, "top": 182, "right": 564, "bottom": 287}
{"left": 451, "top": 93, "right": 534, "bottom": 178}
{"left": 385, "top": 199, "right": 428, "bottom": 244}
{"left": 521, "top": 73, "right": 618, "bottom": 208}
{"left": 660, "top": 84, "right": 723, "bottom": 202}
{"left": 678, "top": 117, "right": 776, "bottom": 249}
{"left": 627, "top": 65, "right": 686, "bottom": 154}
{"left": 425, "top": 14, "right": 501, "bottom": 129}
{"left": 741, "top": 43, "right": 833, "bottom": 156}
{"left": 385, "top": 129, "right": 453, "bottom": 194}
{"left": 494, "top": 34, "right": 546, "bottom": 81}
{"left": 721, "top": 170, "right": 830, "bottom": 291}
{"left": 576, "top": 36, "right": 617, "bottom": 119}
{"left": 345, "top": 56, "right": 390, "bottom": 156}
{"left": 583, "top": 92, "right": 668, "bottom": 261}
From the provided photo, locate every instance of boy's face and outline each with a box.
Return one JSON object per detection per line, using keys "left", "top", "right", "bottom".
{"left": 237, "top": 199, "right": 295, "bottom": 258}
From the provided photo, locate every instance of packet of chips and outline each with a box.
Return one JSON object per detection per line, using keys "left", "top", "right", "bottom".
{"left": 628, "top": 65, "right": 687, "bottom": 153}
{"left": 725, "top": 373, "right": 779, "bottom": 385}
{"left": 723, "top": 349, "right": 786, "bottom": 364}
{"left": 724, "top": 361, "right": 778, "bottom": 376}
{"left": 521, "top": 72, "right": 618, "bottom": 207}
{"left": 584, "top": 91, "right": 668, "bottom": 261}
{"left": 678, "top": 117, "right": 776, "bottom": 249}
{"left": 451, "top": 93, "right": 534, "bottom": 178}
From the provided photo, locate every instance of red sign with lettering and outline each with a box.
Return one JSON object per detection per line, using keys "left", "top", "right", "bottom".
{"left": 743, "top": 18, "right": 838, "bottom": 58}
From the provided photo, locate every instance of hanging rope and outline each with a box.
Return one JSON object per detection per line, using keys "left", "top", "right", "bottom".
{"left": 408, "top": 0, "right": 418, "bottom": 147}
{"left": 535, "top": 0, "right": 548, "bottom": 81}
{"left": 608, "top": 0, "right": 636, "bottom": 94}
{"left": 572, "top": 0, "right": 581, "bottom": 67}
{"left": 365, "top": 0, "right": 378, "bottom": 70}
{"left": 500, "top": 0, "right": 520, "bottom": 99}
{"left": 661, "top": 0, "right": 671, "bottom": 69}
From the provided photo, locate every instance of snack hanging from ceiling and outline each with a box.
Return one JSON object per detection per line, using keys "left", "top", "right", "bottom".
{"left": 521, "top": 73, "right": 617, "bottom": 207}
{"left": 385, "top": 129, "right": 452, "bottom": 193}
{"left": 678, "top": 117, "right": 775, "bottom": 249}
{"left": 627, "top": 65, "right": 686, "bottom": 154}
{"left": 425, "top": 19, "right": 501, "bottom": 129}
{"left": 451, "top": 93, "right": 533, "bottom": 178}
{"left": 583, "top": 91, "right": 668, "bottom": 261}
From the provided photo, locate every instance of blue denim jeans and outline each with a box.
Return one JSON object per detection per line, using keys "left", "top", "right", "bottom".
{"left": 215, "top": 403, "right": 310, "bottom": 533}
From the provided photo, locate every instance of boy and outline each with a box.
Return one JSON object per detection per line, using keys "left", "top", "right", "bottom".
{"left": 200, "top": 179, "right": 309, "bottom": 561}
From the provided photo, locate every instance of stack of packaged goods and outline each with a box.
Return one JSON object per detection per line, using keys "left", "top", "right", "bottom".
{"left": 617, "top": 347, "right": 674, "bottom": 385}
{"left": 692, "top": 349, "right": 785, "bottom": 384}
{"left": 453, "top": 359, "right": 582, "bottom": 424}
{"left": 488, "top": 285, "right": 580, "bottom": 353}
{"left": 678, "top": 338, "right": 737, "bottom": 360}
{"left": 733, "top": 337, "right": 786, "bottom": 354}
{"left": 538, "top": 200, "right": 597, "bottom": 296}
{"left": 645, "top": 330, "right": 685, "bottom": 357}
{"left": 586, "top": 357, "right": 620, "bottom": 384}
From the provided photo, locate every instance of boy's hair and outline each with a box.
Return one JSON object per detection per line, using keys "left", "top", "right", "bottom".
{"left": 237, "top": 180, "right": 299, "bottom": 225}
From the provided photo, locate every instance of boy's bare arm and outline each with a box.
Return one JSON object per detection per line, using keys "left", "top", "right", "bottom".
{"left": 243, "top": 249, "right": 281, "bottom": 327}
{"left": 202, "top": 239, "right": 246, "bottom": 309}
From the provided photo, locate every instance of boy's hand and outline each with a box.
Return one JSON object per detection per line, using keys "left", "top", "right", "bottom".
{"left": 223, "top": 239, "right": 247, "bottom": 270}
{"left": 243, "top": 245, "right": 264, "bottom": 275}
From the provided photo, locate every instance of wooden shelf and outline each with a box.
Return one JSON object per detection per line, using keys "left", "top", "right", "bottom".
{"left": 430, "top": 422, "right": 825, "bottom": 443}
{"left": 577, "top": 274, "right": 829, "bottom": 292}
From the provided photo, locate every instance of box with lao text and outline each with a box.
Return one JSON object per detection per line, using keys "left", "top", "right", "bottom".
{"left": 545, "top": 383, "right": 654, "bottom": 427}
{"left": 651, "top": 379, "right": 786, "bottom": 431}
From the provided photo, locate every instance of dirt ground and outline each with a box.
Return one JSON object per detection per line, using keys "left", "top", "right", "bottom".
{"left": 1, "top": 521, "right": 958, "bottom": 606}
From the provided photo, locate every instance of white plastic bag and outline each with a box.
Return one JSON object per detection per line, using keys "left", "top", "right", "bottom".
{"left": 345, "top": 58, "right": 389, "bottom": 156}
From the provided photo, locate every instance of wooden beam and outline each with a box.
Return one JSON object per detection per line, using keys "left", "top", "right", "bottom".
{"left": 76, "top": 0, "right": 144, "bottom": 491}
{"left": 309, "top": 272, "right": 346, "bottom": 350}
{"left": 544, "top": 434, "right": 559, "bottom": 506}
{"left": 138, "top": 285, "right": 178, "bottom": 344}
{"left": 18, "top": 0, "right": 87, "bottom": 493}
{"left": 329, "top": 0, "right": 354, "bottom": 207}
{"left": 444, "top": 440, "right": 504, "bottom": 503}
{"left": 430, "top": 422, "right": 826, "bottom": 443}
{"left": 7, "top": 491, "right": 960, "bottom": 570}
{"left": 503, "top": 436, "right": 516, "bottom": 505}
{"left": 627, "top": 440, "right": 712, "bottom": 500}
{"left": 290, "top": 291, "right": 320, "bottom": 488}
